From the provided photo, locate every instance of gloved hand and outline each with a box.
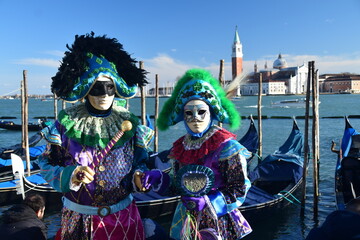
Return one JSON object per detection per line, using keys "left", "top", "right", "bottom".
{"left": 181, "top": 196, "right": 207, "bottom": 211}
{"left": 141, "top": 170, "right": 163, "bottom": 191}
{"left": 134, "top": 171, "right": 144, "bottom": 191}
{"left": 71, "top": 166, "right": 95, "bottom": 185}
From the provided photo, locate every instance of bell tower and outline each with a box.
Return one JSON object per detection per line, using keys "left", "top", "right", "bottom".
{"left": 232, "top": 26, "right": 243, "bottom": 79}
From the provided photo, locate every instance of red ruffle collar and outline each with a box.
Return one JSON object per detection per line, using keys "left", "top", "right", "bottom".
{"left": 168, "top": 127, "right": 236, "bottom": 165}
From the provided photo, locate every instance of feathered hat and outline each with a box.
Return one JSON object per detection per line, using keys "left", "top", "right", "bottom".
{"left": 51, "top": 32, "right": 147, "bottom": 102}
{"left": 157, "top": 69, "right": 241, "bottom": 131}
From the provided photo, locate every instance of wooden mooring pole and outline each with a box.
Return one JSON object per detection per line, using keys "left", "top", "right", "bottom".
{"left": 257, "top": 74, "right": 263, "bottom": 162}
{"left": 218, "top": 59, "right": 225, "bottom": 128}
{"left": 154, "top": 74, "right": 159, "bottom": 152}
{"left": 139, "top": 61, "right": 146, "bottom": 125}
{"left": 21, "top": 81, "right": 25, "bottom": 151}
{"left": 53, "top": 94, "right": 58, "bottom": 121}
{"left": 311, "top": 61, "right": 320, "bottom": 217}
{"left": 300, "top": 61, "right": 312, "bottom": 215}
{"left": 22, "top": 70, "right": 30, "bottom": 176}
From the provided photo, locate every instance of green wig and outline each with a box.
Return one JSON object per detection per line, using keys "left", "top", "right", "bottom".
{"left": 157, "top": 69, "right": 241, "bottom": 131}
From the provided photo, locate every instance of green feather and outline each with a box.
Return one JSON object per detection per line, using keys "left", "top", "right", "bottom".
{"left": 157, "top": 69, "right": 241, "bottom": 131}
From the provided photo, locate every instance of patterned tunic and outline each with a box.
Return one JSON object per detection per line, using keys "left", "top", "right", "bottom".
{"left": 38, "top": 103, "right": 154, "bottom": 240}
{"left": 169, "top": 126, "right": 252, "bottom": 240}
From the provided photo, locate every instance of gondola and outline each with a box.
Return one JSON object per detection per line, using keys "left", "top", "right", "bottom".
{"left": 0, "top": 131, "right": 45, "bottom": 160}
{"left": 0, "top": 130, "right": 46, "bottom": 182}
{"left": 0, "top": 120, "right": 44, "bottom": 131}
{"left": 333, "top": 117, "right": 360, "bottom": 210}
{"left": 0, "top": 154, "right": 62, "bottom": 210}
{"left": 239, "top": 118, "right": 304, "bottom": 222}
{"left": 239, "top": 115, "right": 259, "bottom": 162}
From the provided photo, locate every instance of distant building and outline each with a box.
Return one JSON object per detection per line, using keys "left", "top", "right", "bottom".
{"left": 240, "top": 54, "right": 309, "bottom": 95}
{"left": 320, "top": 74, "right": 360, "bottom": 93}
{"left": 147, "top": 87, "right": 174, "bottom": 96}
{"left": 240, "top": 81, "right": 286, "bottom": 95}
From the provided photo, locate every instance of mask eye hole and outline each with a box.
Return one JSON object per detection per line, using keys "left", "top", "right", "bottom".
{"left": 185, "top": 111, "right": 193, "bottom": 116}
{"left": 106, "top": 83, "right": 114, "bottom": 90}
{"left": 198, "top": 110, "right": 206, "bottom": 115}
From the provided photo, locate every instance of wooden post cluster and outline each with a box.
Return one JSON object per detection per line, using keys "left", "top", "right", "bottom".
{"left": 53, "top": 94, "right": 58, "bottom": 120}
{"left": 300, "top": 61, "right": 320, "bottom": 217}
{"left": 154, "top": 74, "right": 159, "bottom": 152}
{"left": 257, "top": 74, "right": 263, "bottom": 162}
{"left": 218, "top": 59, "right": 225, "bottom": 128}
{"left": 21, "top": 70, "right": 30, "bottom": 177}
{"left": 301, "top": 61, "right": 312, "bottom": 215}
{"left": 311, "top": 61, "right": 320, "bottom": 216}
{"left": 139, "top": 61, "right": 146, "bottom": 125}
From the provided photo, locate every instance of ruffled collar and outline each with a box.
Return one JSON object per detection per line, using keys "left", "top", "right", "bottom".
{"left": 58, "top": 103, "right": 138, "bottom": 148}
{"left": 169, "top": 126, "right": 236, "bottom": 165}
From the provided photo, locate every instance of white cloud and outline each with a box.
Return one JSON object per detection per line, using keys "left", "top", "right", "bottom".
{"left": 325, "top": 18, "right": 334, "bottom": 23}
{"left": 246, "top": 53, "right": 360, "bottom": 74}
{"left": 141, "top": 54, "right": 199, "bottom": 88}
{"left": 43, "top": 50, "right": 64, "bottom": 57}
{"left": 14, "top": 58, "right": 59, "bottom": 68}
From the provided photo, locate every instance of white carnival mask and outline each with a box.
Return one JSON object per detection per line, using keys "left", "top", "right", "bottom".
{"left": 184, "top": 100, "right": 211, "bottom": 133}
{"left": 87, "top": 75, "right": 115, "bottom": 111}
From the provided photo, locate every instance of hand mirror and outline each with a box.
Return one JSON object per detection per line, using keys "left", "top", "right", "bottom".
{"left": 175, "top": 164, "right": 214, "bottom": 197}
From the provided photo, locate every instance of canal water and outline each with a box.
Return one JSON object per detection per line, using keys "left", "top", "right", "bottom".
{"left": 0, "top": 94, "right": 359, "bottom": 239}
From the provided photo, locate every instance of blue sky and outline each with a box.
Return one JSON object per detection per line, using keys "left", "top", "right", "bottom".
{"left": 1, "top": 0, "right": 360, "bottom": 95}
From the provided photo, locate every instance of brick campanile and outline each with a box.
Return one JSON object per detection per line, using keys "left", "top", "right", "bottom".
{"left": 232, "top": 26, "right": 243, "bottom": 79}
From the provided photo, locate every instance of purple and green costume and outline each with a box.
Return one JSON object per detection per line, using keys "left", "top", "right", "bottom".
{"left": 157, "top": 69, "right": 253, "bottom": 239}
{"left": 168, "top": 126, "right": 252, "bottom": 239}
{"left": 38, "top": 103, "right": 154, "bottom": 240}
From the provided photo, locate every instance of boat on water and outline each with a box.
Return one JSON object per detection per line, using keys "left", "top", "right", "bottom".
{"left": 0, "top": 131, "right": 45, "bottom": 160}
{"left": 239, "top": 118, "right": 304, "bottom": 222}
{"left": 333, "top": 117, "right": 360, "bottom": 210}
{"left": 271, "top": 98, "right": 312, "bottom": 108}
{"left": 238, "top": 115, "right": 259, "bottom": 163}
{"left": 0, "top": 154, "right": 62, "bottom": 210}
{"left": 0, "top": 120, "right": 48, "bottom": 131}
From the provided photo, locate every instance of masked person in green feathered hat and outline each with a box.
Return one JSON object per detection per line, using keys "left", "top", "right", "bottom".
{"left": 37, "top": 32, "right": 161, "bottom": 240}
{"left": 149, "top": 69, "right": 253, "bottom": 239}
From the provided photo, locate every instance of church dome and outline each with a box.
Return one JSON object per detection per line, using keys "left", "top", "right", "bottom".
{"left": 273, "top": 54, "right": 288, "bottom": 69}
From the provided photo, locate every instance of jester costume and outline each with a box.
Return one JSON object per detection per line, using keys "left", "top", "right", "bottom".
{"left": 38, "top": 33, "right": 152, "bottom": 240}
{"left": 157, "top": 69, "right": 252, "bottom": 239}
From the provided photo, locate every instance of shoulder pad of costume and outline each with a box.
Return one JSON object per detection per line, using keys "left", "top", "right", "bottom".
{"left": 40, "top": 123, "right": 62, "bottom": 145}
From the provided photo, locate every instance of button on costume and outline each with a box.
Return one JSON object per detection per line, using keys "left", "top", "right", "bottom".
{"left": 38, "top": 33, "right": 153, "bottom": 240}
{"left": 156, "top": 69, "right": 252, "bottom": 239}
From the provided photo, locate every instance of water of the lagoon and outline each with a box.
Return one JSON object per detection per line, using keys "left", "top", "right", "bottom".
{"left": 0, "top": 94, "right": 359, "bottom": 240}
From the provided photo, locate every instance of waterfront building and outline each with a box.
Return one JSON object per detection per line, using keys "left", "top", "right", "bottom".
{"left": 320, "top": 74, "right": 360, "bottom": 93}
{"left": 239, "top": 54, "right": 309, "bottom": 96}
{"left": 147, "top": 86, "right": 174, "bottom": 96}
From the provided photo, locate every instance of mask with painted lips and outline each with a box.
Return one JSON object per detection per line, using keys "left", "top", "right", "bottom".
{"left": 184, "top": 100, "right": 211, "bottom": 133}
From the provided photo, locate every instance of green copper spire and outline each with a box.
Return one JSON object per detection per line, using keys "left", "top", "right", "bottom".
{"left": 234, "top": 26, "right": 240, "bottom": 43}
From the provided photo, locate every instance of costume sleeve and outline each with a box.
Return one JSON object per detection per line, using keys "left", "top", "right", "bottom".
{"left": 208, "top": 140, "right": 251, "bottom": 217}
{"left": 37, "top": 123, "right": 76, "bottom": 193}
{"left": 131, "top": 124, "right": 155, "bottom": 191}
